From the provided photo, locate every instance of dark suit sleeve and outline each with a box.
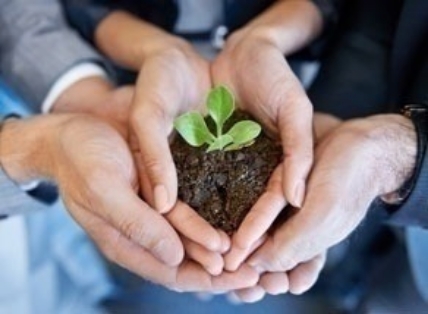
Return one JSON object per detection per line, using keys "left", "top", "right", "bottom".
{"left": 388, "top": 51, "right": 428, "bottom": 228}
{"left": 61, "top": 0, "right": 112, "bottom": 43}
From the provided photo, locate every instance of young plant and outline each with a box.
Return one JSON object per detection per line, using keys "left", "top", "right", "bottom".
{"left": 174, "top": 86, "right": 261, "bottom": 152}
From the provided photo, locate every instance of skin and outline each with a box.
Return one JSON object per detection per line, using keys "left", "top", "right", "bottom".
{"left": 8, "top": 0, "right": 418, "bottom": 301}
{"left": 52, "top": 77, "right": 229, "bottom": 275}
{"left": 226, "top": 113, "right": 417, "bottom": 300}
{"left": 0, "top": 114, "right": 259, "bottom": 291}
{"left": 80, "top": 0, "right": 322, "bottom": 278}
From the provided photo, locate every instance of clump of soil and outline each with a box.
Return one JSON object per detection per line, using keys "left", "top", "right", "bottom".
{"left": 171, "top": 111, "right": 283, "bottom": 234}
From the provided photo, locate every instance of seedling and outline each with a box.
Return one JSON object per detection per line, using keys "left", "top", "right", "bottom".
{"left": 174, "top": 86, "right": 261, "bottom": 152}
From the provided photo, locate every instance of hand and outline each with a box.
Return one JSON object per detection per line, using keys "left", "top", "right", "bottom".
{"left": 231, "top": 253, "right": 327, "bottom": 303}
{"left": 0, "top": 114, "right": 182, "bottom": 264}
{"left": 129, "top": 42, "right": 229, "bottom": 273}
{"left": 0, "top": 114, "right": 258, "bottom": 291}
{"left": 247, "top": 114, "right": 417, "bottom": 282}
{"left": 212, "top": 30, "right": 313, "bottom": 208}
{"left": 53, "top": 34, "right": 224, "bottom": 275}
{"left": 129, "top": 41, "right": 210, "bottom": 213}
{"left": 222, "top": 113, "right": 341, "bottom": 302}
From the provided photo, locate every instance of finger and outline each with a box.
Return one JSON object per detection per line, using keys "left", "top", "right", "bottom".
{"left": 182, "top": 237, "right": 224, "bottom": 276}
{"left": 131, "top": 92, "right": 177, "bottom": 214}
{"left": 92, "top": 177, "right": 183, "bottom": 266}
{"left": 288, "top": 253, "right": 326, "bottom": 295}
{"left": 134, "top": 152, "right": 153, "bottom": 203}
{"left": 247, "top": 237, "right": 294, "bottom": 273}
{"left": 77, "top": 207, "right": 258, "bottom": 292}
{"left": 233, "top": 286, "right": 266, "bottom": 303}
{"left": 174, "top": 262, "right": 259, "bottom": 292}
{"left": 219, "top": 230, "right": 231, "bottom": 253}
{"left": 166, "top": 202, "right": 224, "bottom": 252}
{"left": 278, "top": 83, "right": 314, "bottom": 208}
{"left": 259, "top": 272, "right": 289, "bottom": 295}
{"left": 247, "top": 167, "right": 344, "bottom": 272}
{"left": 207, "top": 264, "right": 259, "bottom": 292}
{"left": 227, "top": 165, "right": 285, "bottom": 269}
{"left": 225, "top": 235, "right": 266, "bottom": 272}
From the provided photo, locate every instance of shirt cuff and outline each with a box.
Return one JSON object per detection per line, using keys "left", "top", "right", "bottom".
{"left": 42, "top": 63, "right": 109, "bottom": 113}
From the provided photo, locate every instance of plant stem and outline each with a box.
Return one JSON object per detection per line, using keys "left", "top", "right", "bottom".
{"left": 216, "top": 124, "right": 222, "bottom": 138}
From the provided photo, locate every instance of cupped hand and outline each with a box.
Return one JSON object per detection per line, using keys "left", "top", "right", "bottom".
{"left": 212, "top": 30, "right": 314, "bottom": 208}
{"left": 224, "top": 113, "right": 341, "bottom": 271}
{"left": 130, "top": 42, "right": 211, "bottom": 214}
{"left": 128, "top": 43, "right": 234, "bottom": 274}
{"left": 223, "top": 113, "right": 341, "bottom": 302}
{"left": 247, "top": 114, "right": 416, "bottom": 284}
{"left": 45, "top": 114, "right": 183, "bottom": 267}
{"left": 44, "top": 114, "right": 255, "bottom": 290}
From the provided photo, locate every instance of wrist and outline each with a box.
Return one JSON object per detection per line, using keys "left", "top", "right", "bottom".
{"left": 227, "top": 0, "right": 323, "bottom": 55}
{"left": 51, "top": 76, "right": 113, "bottom": 117}
{"left": 0, "top": 116, "right": 69, "bottom": 184}
{"left": 364, "top": 115, "right": 417, "bottom": 199}
{"left": 96, "top": 10, "right": 189, "bottom": 69}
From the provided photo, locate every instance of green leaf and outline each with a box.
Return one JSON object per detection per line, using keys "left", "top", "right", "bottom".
{"left": 207, "top": 85, "right": 235, "bottom": 136}
{"left": 226, "top": 120, "right": 262, "bottom": 147}
{"left": 174, "top": 112, "right": 215, "bottom": 147}
{"left": 206, "top": 134, "right": 234, "bottom": 152}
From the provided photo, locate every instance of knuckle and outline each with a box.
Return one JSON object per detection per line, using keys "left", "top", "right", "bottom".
{"left": 119, "top": 218, "right": 149, "bottom": 245}
{"left": 143, "top": 157, "right": 164, "bottom": 178}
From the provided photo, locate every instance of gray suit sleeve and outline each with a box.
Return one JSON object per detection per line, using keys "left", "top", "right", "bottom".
{"left": 0, "top": 0, "right": 106, "bottom": 112}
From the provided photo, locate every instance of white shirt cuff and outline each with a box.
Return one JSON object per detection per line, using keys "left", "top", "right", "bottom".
{"left": 42, "top": 63, "right": 109, "bottom": 113}
{"left": 19, "top": 181, "right": 41, "bottom": 192}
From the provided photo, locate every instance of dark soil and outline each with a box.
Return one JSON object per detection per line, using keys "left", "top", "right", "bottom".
{"left": 171, "top": 111, "right": 283, "bottom": 234}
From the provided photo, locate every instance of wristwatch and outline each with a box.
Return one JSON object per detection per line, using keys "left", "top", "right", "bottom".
{"left": 380, "top": 104, "right": 428, "bottom": 215}
{"left": 395, "top": 104, "right": 428, "bottom": 202}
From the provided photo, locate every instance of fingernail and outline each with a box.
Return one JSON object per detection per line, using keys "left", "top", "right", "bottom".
{"left": 293, "top": 181, "right": 305, "bottom": 208}
{"left": 154, "top": 184, "right": 170, "bottom": 213}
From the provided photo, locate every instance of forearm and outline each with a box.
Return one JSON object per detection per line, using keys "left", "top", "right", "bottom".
{"left": 231, "top": 0, "right": 324, "bottom": 55}
{"left": 95, "top": 11, "right": 187, "bottom": 70}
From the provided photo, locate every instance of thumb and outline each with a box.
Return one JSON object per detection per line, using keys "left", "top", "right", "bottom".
{"left": 130, "top": 95, "right": 178, "bottom": 214}
{"left": 277, "top": 83, "right": 314, "bottom": 208}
